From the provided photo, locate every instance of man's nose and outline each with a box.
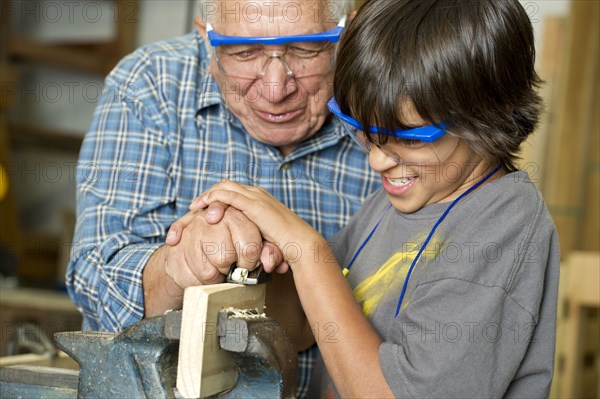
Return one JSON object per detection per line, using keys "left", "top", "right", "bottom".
{"left": 259, "top": 56, "right": 298, "bottom": 102}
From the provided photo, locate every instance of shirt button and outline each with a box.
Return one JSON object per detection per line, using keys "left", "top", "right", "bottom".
{"left": 281, "top": 163, "right": 290, "bottom": 171}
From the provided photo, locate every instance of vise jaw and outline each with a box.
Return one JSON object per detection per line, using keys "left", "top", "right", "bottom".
{"left": 0, "top": 309, "right": 296, "bottom": 398}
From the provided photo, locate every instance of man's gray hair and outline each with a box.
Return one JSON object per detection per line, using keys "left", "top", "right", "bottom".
{"left": 197, "top": 0, "right": 355, "bottom": 24}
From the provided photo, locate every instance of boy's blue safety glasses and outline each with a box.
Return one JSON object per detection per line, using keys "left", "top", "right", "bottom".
{"left": 206, "top": 17, "right": 346, "bottom": 46}
{"left": 327, "top": 97, "right": 447, "bottom": 142}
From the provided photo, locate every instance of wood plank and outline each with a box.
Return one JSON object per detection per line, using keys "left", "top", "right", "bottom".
{"left": 581, "top": 57, "right": 600, "bottom": 251}
{"left": 177, "top": 284, "right": 266, "bottom": 398}
{"left": 0, "top": 116, "right": 24, "bottom": 255}
{"left": 542, "top": 1, "right": 600, "bottom": 255}
{"left": 113, "top": 0, "right": 139, "bottom": 62}
{"left": 8, "top": 36, "right": 111, "bottom": 75}
{"left": 0, "top": 351, "right": 78, "bottom": 370}
{"left": 519, "top": 16, "right": 566, "bottom": 190}
{"left": 7, "top": 122, "right": 84, "bottom": 152}
{"left": 0, "top": 288, "right": 78, "bottom": 312}
{"left": 559, "top": 251, "right": 600, "bottom": 398}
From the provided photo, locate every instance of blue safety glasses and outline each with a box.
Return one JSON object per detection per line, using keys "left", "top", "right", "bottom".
{"left": 206, "top": 17, "right": 346, "bottom": 46}
{"left": 206, "top": 18, "right": 345, "bottom": 79}
{"left": 327, "top": 97, "right": 447, "bottom": 142}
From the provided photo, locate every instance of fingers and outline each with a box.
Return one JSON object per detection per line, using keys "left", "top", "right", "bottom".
{"left": 192, "top": 181, "right": 313, "bottom": 253}
{"left": 163, "top": 245, "right": 225, "bottom": 289}
{"left": 260, "top": 242, "right": 284, "bottom": 273}
{"left": 189, "top": 182, "right": 229, "bottom": 211}
{"left": 260, "top": 242, "right": 290, "bottom": 274}
{"left": 222, "top": 207, "right": 262, "bottom": 270}
{"left": 175, "top": 181, "right": 299, "bottom": 277}
{"left": 169, "top": 199, "right": 231, "bottom": 247}
{"left": 273, "top": 263, "right": 290, "bottom": 274}
{"left": 174, "top": 207, "right": 264, "bottom": 277}
{"left": 168, "top": 212, "right": 236, "bottom": 284}
{"left": 191, "top": 180, "right": 260, "bottom": 211}
{"left": 166, "top": 211, "right": 196, "bottom": 246}
{"left": 204, "top": 201, "right": 229, "bottom": 224}
{"left": 192, "top": 226, "right": 239, "bottom": 277}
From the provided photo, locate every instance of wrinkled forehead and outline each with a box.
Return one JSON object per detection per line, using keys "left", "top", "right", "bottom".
{"left": 204, "top": 0, "right": 338, "bottom": 36}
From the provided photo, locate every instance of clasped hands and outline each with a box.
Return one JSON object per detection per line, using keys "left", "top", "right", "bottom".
{"left": 163, "top": 181, "right": 320, "bottom": 290}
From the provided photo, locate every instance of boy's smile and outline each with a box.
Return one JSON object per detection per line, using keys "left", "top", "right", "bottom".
{"left": 383, "top": 175, "right": 417, "bottom": 195}
{"left": 370, "top": 134, "right": 497, "bottom": 214}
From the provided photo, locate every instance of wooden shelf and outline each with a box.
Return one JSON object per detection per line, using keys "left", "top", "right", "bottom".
{"left": 5, "top": 0, "right": 138, "bottom": 76}
{"left": 0, "top": 0, "right": 139, "bottom": 294}
{"left": 8, "top": 36, "right": 113, "bottom": 76}
{"left": 3, "top": 0, "right": 138, "bottom": 148}
{"left": 8, "top": 122, "right": 83, "bottom": 152}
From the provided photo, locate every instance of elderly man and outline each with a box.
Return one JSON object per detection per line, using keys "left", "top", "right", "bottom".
{"left": 66, "top": 0, "right": 379, "bottom": 396}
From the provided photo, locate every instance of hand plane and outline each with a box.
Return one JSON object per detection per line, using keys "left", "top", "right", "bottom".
{"left": 227, "top": 262, "right": 272, "bottom": 285}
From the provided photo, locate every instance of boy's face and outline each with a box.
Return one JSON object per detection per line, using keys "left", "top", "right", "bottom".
{"left": 367, "top": 106, "right": 495, "bottom": 213}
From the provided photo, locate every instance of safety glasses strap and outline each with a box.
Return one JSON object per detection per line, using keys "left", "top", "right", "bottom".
{"left": 207, "top": 17, "right": 346, "bottom": 46}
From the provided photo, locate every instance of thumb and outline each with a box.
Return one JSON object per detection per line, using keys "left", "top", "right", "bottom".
{"left": 205, "top": 201, "right": 229, "bottom": 224}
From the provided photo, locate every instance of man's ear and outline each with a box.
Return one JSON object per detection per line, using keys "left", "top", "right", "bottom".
{"left": 195, "top": 16, "right": 217, "bottom": 71}
{"left": 195, "top": 17, "right": 208, "bottom": 41}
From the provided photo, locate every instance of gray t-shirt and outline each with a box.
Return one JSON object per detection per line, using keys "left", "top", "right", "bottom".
{"left": 311, "top": 171, "right": 560, "bottom": 398}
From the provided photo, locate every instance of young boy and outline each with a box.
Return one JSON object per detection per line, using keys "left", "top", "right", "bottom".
{"left": 192, "top": 0, "right": 560, "bottom": 397}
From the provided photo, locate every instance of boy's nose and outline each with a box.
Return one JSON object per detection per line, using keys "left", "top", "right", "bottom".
{"left": 369, "top": 146, "right": 399, "bottom": 172}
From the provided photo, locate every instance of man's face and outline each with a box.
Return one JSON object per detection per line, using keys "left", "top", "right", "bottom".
{"left": 198, "top": 1, "right": 339, "bottom": 155}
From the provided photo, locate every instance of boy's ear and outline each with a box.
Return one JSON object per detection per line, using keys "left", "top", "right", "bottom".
{"left": 195, "top": 17, "right": 208, "bottom": 41}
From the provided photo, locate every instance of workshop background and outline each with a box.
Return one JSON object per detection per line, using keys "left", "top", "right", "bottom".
{"left": 0, "top": 0, "right": 598, "bottom": 397}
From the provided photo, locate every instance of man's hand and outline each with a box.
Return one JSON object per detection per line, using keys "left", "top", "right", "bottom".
{"left": 166, "top": 202, "right": 229, "bottom": 245}
{"left": 166, "top": 202, "right": 288, "bottom": 274}
{"left": 143, "top": 205, "right": 283, "bottom": 317}
{"left": 146, "top": 200, "right": 308, "bottom": 349}
{"left": 166, "top": 206, "right": 265, "bottom": 286}
{"left": 142, "top": 204, "right": 289, "bottom": 317}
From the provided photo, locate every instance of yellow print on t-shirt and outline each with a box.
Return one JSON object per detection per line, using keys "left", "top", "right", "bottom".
{"left": 352, "top": 234, "right": 444, "bottom": 317}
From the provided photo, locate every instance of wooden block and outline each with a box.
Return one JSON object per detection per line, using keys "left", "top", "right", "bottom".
{"left": 0, "top": 351, "right": 78, "bottom": 370}
{"left": 176, "top": 284, "right": 266, "bottom": 398}
{"left": 0, "top": 288, "right": 79, "bottom": 312}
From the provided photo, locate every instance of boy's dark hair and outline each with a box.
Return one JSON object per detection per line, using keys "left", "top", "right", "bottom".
{"left": 334, "top": 0, "right": 543, "bottom": 171}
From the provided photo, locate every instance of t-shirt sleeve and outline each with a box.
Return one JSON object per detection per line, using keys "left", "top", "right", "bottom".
{"left": 379, "top": 278, "right": 538, "bottom": 398}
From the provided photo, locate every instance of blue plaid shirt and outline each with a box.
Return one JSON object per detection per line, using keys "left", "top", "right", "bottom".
{"left": 66, "top": 31, "right": 380, "bottom": 397}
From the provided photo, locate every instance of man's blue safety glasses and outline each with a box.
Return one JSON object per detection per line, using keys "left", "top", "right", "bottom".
{"left": 327, "top": 97, "right": 448, "bottom": 142}
{"left": 206, "top": 17, "right": 346, "bottom": 46}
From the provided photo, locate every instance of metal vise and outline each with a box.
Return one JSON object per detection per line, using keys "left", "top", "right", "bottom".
{"left": 0, "top": 310, "right": 297, "bottom": 398}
